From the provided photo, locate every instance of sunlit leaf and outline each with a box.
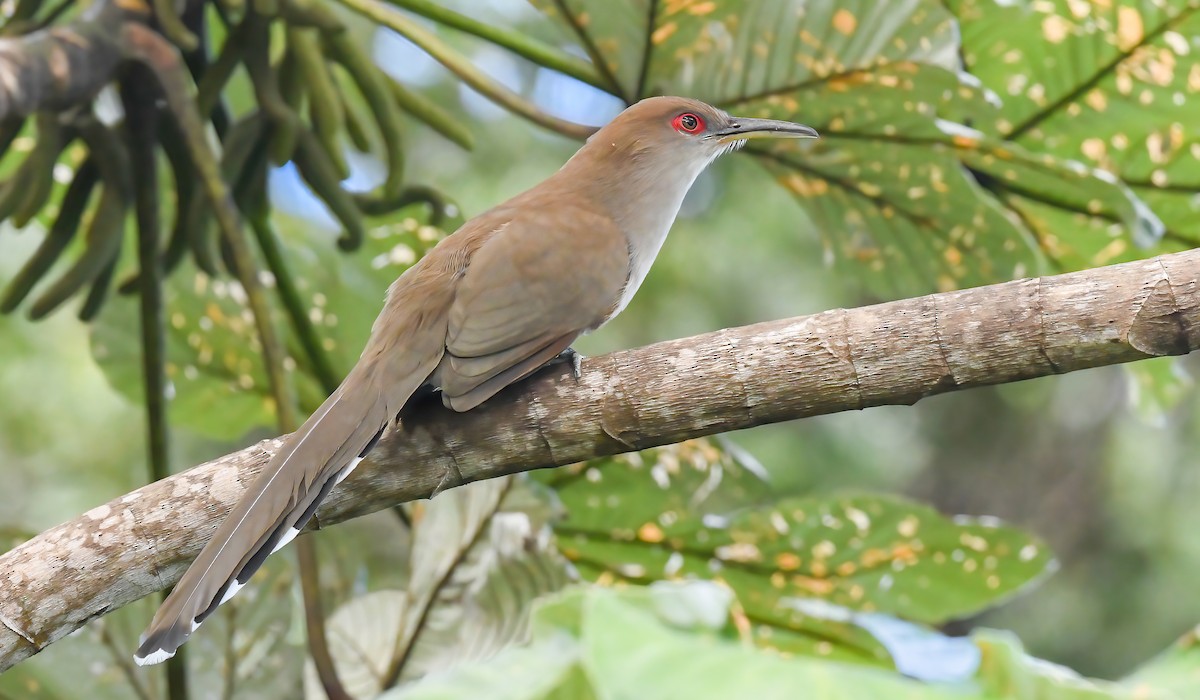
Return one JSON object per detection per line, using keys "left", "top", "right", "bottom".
{"left": 580, "top": 585, "right": 966, "bottom": 700}
{"left": 549, "top": 441, "right": 893, "bottom": 663}
{"left": 1122, "top": 625, "right": 1200, "bottom": 699}
{"left": 973, "top": 629, "right": 1161, "bottom": 700}
{"left": 533, "top": 0, "right": 960, "bottom": 103}
{"left": 388, "top": 584, "right": 967, "bottom": 700}
{"left": 554, "top": 443, "right": 1054, "bottom": 665}
{"left": 948, "top": 0, "right": 1198, "bottom": 255}
{"left": 385, "top": 585, "right": 1176, "bottom": 700}
{"left": 531, "top": 0, "right": 1160, "bottom": 296}
{"left": 378, "top": 615, "right": 589, "bottom": 700}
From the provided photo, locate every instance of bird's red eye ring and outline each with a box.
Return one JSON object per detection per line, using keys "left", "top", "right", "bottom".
{"left": 672, "top": 112, "right": 705, "bottom": 134}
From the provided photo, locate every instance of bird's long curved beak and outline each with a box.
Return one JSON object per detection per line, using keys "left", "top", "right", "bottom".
{"left": 715, "top": 118, "right": 819, "bottom": 143}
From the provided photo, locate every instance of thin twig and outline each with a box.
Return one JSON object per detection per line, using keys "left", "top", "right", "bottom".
{"left": 384, "top": 0, "right": 609, "bottom": 91}
{"left": 338, "top": 0, "right": 598, "bottom": 140}
{"left": 121, "top": 65, "right": 189, "bottom": 700}
{"left": 99, "top": 622, "right": 155, "bottom": 700}
{"left": 120, "top": 22, "right": 299, "bottom": 431}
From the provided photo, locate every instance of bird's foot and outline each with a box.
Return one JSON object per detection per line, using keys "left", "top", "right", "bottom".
{"left": 551, "top": 346, "right": 585, "bottom": 380}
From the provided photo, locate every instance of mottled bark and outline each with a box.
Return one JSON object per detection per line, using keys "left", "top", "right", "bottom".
{"left": 2, "top": 249, "right": 1199, "bottom": 670}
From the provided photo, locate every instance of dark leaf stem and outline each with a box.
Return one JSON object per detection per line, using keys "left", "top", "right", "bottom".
{"left": 120, "top": 68, "right": 188, "bottom": 700}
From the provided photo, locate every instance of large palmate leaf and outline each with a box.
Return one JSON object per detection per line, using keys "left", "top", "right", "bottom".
{"left": 547, "top": 440, "right": 1055, "bottom": 668}
{"left": 949, "top": 0, "right": 1196, "bottom": 263}
{"left": 531, "top": 0, "right": 1160, "bottom": 296}
{"left": 89, "top": 209, "right": 446, "bottom": 439}
{"left": 944, "top": 0, "right": 1200, "bottom": 414}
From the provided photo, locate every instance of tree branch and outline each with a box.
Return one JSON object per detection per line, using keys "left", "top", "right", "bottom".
{"left": 0, "top": 1, "right": 146, "bottom": 119}
{"left": 2, "top": 248, "right": 1199, "bottom": 671}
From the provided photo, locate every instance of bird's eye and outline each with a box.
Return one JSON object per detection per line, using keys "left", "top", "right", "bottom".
{"left": 672, "top": 113, "right": 704, "bottom": 134}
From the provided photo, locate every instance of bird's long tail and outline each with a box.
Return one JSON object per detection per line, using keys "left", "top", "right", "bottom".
{"left": 134, "top": 363, "right": 394, "bottom": 666}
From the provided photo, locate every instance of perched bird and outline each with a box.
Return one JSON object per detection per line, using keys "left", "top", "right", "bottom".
{"left": 135, "top": 95, "right": 818, "bottom": 665}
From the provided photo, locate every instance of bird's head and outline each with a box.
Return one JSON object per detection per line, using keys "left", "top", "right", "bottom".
{"left": 587, "top": 96, "right": 818, "bottom": 170}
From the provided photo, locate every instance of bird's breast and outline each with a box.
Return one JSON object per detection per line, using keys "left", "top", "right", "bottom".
{"left": 605, "top": 182, "right": 690, "bottom": 322}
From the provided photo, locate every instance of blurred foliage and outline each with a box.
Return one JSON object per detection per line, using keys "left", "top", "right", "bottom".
{"left": 379, "top": 584, "right": 1195, "bottom": 700}
{"left": 2, "top": 0, "right": 1200, "bottom": 698}
{"left": 545, "top": 442, "right": 1054, "bottom": 668}
{"left": 90, "top": 211, "right": 450, "bottom": 438}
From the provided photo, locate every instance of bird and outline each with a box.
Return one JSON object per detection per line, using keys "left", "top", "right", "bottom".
{"left": 134, "top": 95, "right": 818, "bottom": 665}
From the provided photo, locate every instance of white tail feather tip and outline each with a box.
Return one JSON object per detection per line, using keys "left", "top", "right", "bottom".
{"left": 134, "top": 648, "right": 176, "bottom": 666}
{"left": 219, "top": 579, "right": 246, "bottom": 606}
{"left": 270, "top": 526, "right": 302, "bottom": 555}
{"left": 337, "top": 457, "right": 364, "bottom": 485}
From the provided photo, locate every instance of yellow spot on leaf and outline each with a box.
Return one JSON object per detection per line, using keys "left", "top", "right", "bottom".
{"left": 638, "top": 522, "right": 664, "bottom": 543}
{"left": 205, "top": 302, "right": 226, "bottom": 324}
{"left": 1042, "top": 14, "right": 1071, "bottom": 43}
{"left": 892, "top": 544, "right": 920, "bottom": 564}
{"left": 717, "top": 542, "right": 762, "bottom": 563}
{"left": 775, "top": 552, "right": 802, "bottom": 571}
{"left": 652, "top": 22, "right": 678, "bottom": 45}
{"left": 1085, "top": 89, "right": 1107, "bottom": 112}
{"left": 1116, "top": 7, "right": 1143, "bottom": 52}
{"left": 1081, "top": 137, "right": 1106, "bottom": 161}
{"left": 861, "top": 548, "right": 889, "bottom": 568}
{"left": 792, "top": 575, "right": 835, "bottom": 594}
{"left": 832, "top": 9, "right": 856, "bottom": 35}
{"left": 897, "top": 515, "right": 919, "bottom": 537}
{"left": 114, "top": 0, "right": 150, "bottom": 12}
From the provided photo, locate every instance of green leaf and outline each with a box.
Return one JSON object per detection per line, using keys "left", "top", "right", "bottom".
{"left": 948, "top": 0, "right": 1198, "bottom": 254}
{"left": 88, "top": 208, "right": 443, "bottom": 439}
{"left": 973, "top": 629, "right": 1161, "bottom": 700}
{"left": 388, "top": 584, "right": 970, "bottom": 700}
{"left": 554, "top": 444, "right": 1054, "bottom": 664}
{"left": 533, "top": 0, "right": 961, "bottom": 103}
{"left": 1124, "top": 356, "right": 1195, "bottom": 424}
{"left": 385, "top": 585, "right": 1192, "bottom": 700}
{"left": 532, "top": 0, "right": 1158, "bottom": 296}
{"left": 378, "top": 620, "right": 591, "bottom": 700}
{"left": 1121, "top": 625, "right": 1200, "bottom": 699}
{"left": 580, "top": 585, "right": 967, "bottom": 700}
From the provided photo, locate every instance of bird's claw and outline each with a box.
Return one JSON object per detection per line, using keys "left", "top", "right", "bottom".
{"left": 554, "top": 346, "right": 584, "bottom": 380}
